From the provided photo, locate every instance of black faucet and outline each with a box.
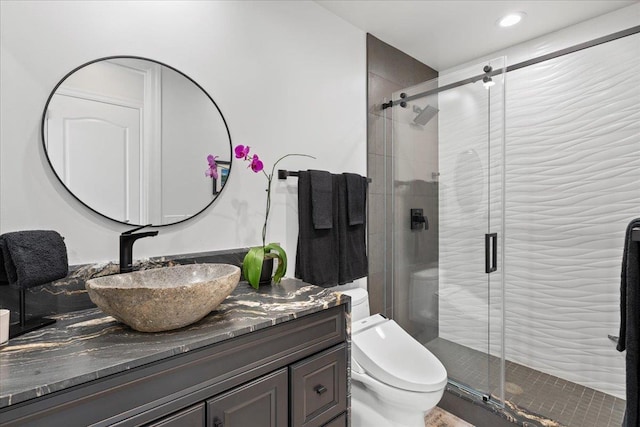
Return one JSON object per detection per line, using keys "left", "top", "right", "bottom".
{"left": 410, "top": 208, "right": 429, "bottom": 230}
{"left": 119, "top": 224, "right": 159, "bottom": 274}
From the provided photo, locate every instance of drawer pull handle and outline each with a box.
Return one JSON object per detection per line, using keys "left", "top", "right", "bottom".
{"left": 213, "top": 418, "right": 223, "bottom": 427}
{"left": 314, "top": 385, "right": 328, "bottom": 395}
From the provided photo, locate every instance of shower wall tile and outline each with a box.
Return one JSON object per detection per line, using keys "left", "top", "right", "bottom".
{"left": 367, "top": 113, "right": 389, "bottom": 156}
{"left": 366, "top": 33, "right": 437, "bottom": 320}
{"left": 368, "top": 231, "right": 385, "bottom": 276}
{"left": 368, "top": 72, "right": 401, "bottom": 118}
{"left": 367, "top": 34, "right": 438, "bottom": 91}
{"left": 367, "top": 153, "right": 385, "bottom": 194}
{"left": 384, "top": 157, "right": 394, "bottom": 213}
{"left": 368, "top": 193, "right": 384, "bottom": 235}
{"left": 385, "top": 230, "right": 394, "bottom": 318}
{"left": 367, "top": 270, "right": 385, "bottom": 316}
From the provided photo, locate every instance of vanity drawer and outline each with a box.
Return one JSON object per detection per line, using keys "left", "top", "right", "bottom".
{"left": 147, "top": 403, "right": 205, "bottom": 427}
{"left": 290, "top": 344, "right": 347, "bottom": 427}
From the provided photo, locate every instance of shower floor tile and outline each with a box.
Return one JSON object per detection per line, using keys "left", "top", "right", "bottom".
{"left": 426, "top": 338, "right": 626, "bottom": 427}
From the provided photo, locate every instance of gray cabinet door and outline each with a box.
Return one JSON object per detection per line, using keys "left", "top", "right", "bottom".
{"left": 322, "top": 413, "right": 347, "bottom": 427}
{"left": 290, "top": 344, "right": 347, "bottom": 427}
{"left": 207, "top": 368, "right": 288, "bottom": 427}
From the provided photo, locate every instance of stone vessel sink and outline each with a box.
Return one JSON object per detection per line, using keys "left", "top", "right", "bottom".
{"left": 85, "top": 264, "right": 240, "bottom": 332}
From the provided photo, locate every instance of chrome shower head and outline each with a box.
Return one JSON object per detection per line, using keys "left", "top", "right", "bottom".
{"left": 412, "top": 105, "right": 439, "bottom": 126}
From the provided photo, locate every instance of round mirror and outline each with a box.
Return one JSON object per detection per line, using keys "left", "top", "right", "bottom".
{"left": 42, "top": 56, "right": 232, "bottom": 226}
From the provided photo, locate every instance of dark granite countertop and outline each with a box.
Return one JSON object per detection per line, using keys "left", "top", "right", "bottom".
{"left": 0, "top": 278, "right": 348, "bottom": 408}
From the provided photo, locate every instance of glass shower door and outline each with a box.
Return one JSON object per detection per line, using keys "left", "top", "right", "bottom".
{"left": 388, "top": 58, "right": 505, "bottom": 402}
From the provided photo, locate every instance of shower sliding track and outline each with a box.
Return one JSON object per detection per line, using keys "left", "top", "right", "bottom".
{"left": 382, "top": 25, "right": 640, "bottom": 109}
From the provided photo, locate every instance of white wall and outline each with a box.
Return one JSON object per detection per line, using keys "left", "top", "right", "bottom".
{"left": 0, "top": 1, "right": 366, "bottom": 266}
{"left": 439, "top": 4, "right": 639, "bottom": 398}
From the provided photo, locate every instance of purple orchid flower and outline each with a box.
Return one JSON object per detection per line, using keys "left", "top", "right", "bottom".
{"left": 250, "top": 155, "right": 264, "bottom": 173}
{"left": 234, "top": 145, "right": 250, "bottom": 159}
{"left": 205, "top": 154, "right": 219, "bottom": 179}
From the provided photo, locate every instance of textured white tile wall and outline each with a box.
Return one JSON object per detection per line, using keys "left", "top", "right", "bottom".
{"left": 439, "top": 34, "right": 639, "bottom": 398}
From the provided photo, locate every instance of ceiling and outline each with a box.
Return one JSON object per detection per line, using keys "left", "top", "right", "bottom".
{"left": 315, "top": 1, "right": 637, "bottom": 70}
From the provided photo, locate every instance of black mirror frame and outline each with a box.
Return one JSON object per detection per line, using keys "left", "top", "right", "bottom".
{"left": 41, "top": 55, "right": 233, "bottom": 227}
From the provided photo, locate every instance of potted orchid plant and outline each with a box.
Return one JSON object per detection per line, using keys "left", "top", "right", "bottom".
{"left": 207, "top": 146, "right": 313, "bottom": 289}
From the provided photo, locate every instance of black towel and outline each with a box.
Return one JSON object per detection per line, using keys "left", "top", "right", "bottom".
{"left": 295, "top": 171, "right": 340, "bottom": 286}
{"left": 343, "top": 173, "right": 366, "bottom": 226}
{"left": 309, "top": 170, "right": 333, "bottom": 230}
{"left": 296, "top": 172, "right": 368, "bottom": 287}
{"left": 618, "top": 218, "right": 640, "bottom": 427}
{"left": 336, "top": 174, "right": 368, "bottom": 284}
{"left": 0, "top": 230, "right": 69, "bottom": 289}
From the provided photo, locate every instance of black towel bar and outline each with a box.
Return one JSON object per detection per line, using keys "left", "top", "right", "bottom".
{"left": 278, "top": 169, "right": 372, "bottom": 183}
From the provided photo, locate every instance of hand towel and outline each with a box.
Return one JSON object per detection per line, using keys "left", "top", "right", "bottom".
{"left": 0, "top": 230, "right": 69, "bottom": 289}
{"left": 336, "top": 174, "right": 368, "bottom": 284}
{"left": 309, "top": 170, "right": 333, "bottom": 230}
{"left": 343, "top": 173, "right": 367, "bottom": 226}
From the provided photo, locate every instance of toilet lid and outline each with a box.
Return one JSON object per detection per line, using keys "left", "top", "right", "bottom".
{"left": 352, "top": 318, "right": 448, "bottom": 392}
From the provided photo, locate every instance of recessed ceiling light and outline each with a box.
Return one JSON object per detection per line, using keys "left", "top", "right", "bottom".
{"left": 498, "top": 12, "right": 526, "bottom": 28}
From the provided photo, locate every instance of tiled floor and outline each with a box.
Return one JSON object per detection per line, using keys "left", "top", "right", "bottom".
{"left": 426, "top": 407, "right": 475, "bottom": 427}
{"left": 426, "top": 338, "right": 626, "bottom": 427}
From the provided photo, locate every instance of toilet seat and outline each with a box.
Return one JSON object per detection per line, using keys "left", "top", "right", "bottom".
{"left": 352, "top": 314, "right": 447, "bottom": 393}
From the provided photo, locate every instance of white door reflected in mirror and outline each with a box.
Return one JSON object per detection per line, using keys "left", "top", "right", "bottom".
{"left": 46, "top": 94, "right": 142, "bottom": 224}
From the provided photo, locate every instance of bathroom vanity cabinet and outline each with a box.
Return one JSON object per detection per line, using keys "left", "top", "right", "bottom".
{"left": 0, "top": 281, "right": 350, "bottom": 427}
{"left": 151, "top": 342, "right": 347, "bottom": 427}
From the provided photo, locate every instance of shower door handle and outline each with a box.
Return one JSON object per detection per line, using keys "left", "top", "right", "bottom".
{"left": 485, "top": 233, "right": 497, "bottom": 273}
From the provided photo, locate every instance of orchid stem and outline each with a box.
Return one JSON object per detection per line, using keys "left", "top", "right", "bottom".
{"left": 261, "top": 154, "right": 315, "bottom": 251}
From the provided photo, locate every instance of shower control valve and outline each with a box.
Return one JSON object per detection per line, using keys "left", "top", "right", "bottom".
{"left": 411, "top": 208, "right": 428, "bottom": 230}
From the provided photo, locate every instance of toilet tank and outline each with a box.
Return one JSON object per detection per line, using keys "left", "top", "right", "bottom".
{"left": 340, "top": 288, "right": 370, "bottom": 321}
{"left": 410, "top": 268, "right": 438, "bottom": 323}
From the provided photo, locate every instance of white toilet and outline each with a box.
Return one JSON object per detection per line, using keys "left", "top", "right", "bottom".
{"left": 340, "top": 288, "right": 448, "bottom": 427}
